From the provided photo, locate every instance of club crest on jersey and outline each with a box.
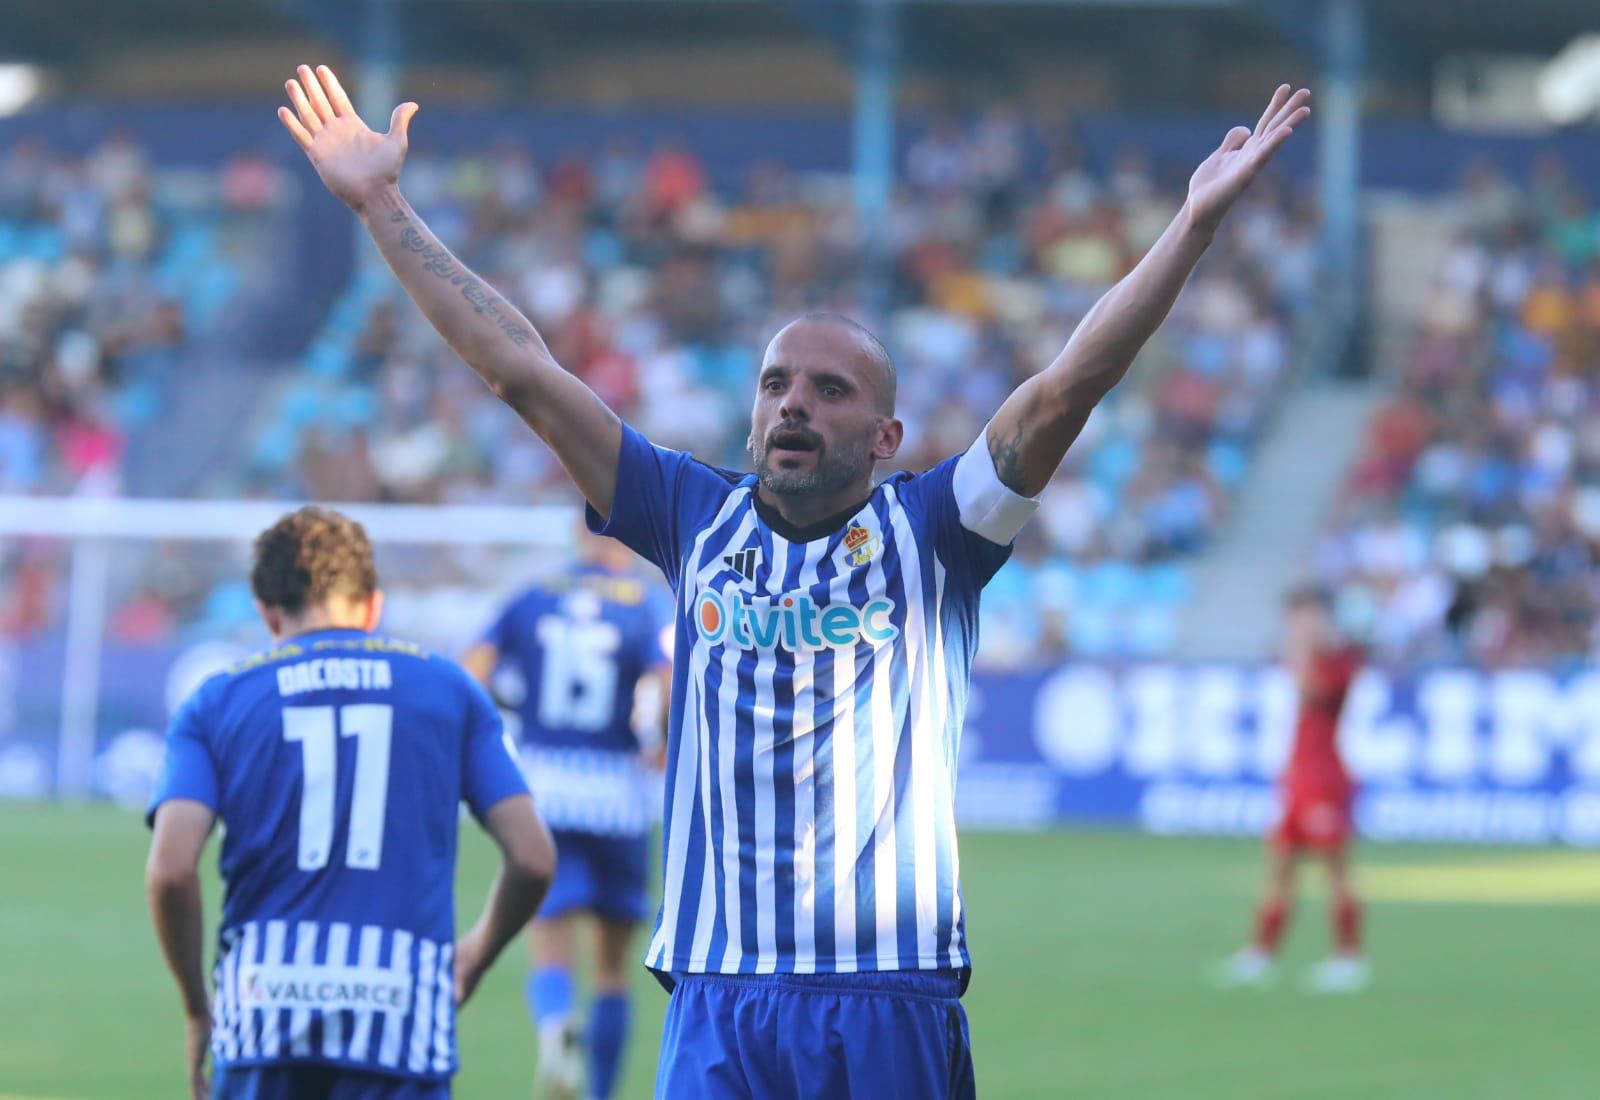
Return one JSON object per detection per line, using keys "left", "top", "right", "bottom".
{"left": 694, "top": 588, "right": 898, "bottom": 651}
{"left": 842, "top": 522, "right": 880, "bottom": 568}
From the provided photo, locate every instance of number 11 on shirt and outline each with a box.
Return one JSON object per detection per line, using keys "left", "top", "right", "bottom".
{"left": 282, "top": 704, "right": 393, "bottom": 871}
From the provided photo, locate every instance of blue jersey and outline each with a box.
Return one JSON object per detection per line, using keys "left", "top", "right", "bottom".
{"left": 587, "top": 423, "right": 1036, "bottom": 980}
{"left": 483, "top": 567, "right": 668, "bottom": 836}
{"left": 147, "top": 629, "right": 528, "bottom": 1082}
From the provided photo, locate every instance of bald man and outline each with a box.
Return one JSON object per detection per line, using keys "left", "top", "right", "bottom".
{"left": 281, "top": 64, "right": 1310, "bottom": 1097}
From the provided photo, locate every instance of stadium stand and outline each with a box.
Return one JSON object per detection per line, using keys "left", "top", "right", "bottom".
{"left": 0, "top": 130, "right": 292, "bottom": 637}
{"left": 0, "top": 134, "right": 243, "bottom": 492}
{"left": 1313, "top": 160, "right": 1600, "bottom": 667}
{"left": 18, "top": 116, "right": 1596, "bottom": 671}
{"left": 232, "top": 112, "right": 1316, "bottom": 663}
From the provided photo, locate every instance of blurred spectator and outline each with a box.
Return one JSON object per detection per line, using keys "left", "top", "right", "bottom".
{"left": 241, "top": 110, "right": 1313, "bottom": 664}
{"left": 0, "top": 133, "right": 253, "bottom": 496}
{"left": 6, "top": 115, "right": 1313, "bottom": 664}
{"left": 1317, "top": 162, "right": 1600, "bottom": 667}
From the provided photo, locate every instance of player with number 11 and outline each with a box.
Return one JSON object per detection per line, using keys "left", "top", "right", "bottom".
{"left": 146, "top": 506, "right": 557, "bottom": 1099}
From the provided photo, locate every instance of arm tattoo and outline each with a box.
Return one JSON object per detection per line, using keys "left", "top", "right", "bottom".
{"left": 989, "top": 420, "right": 1029, "bottom": 494}
{"left": 388, "top": 210, "right": 535, "bottom": 349}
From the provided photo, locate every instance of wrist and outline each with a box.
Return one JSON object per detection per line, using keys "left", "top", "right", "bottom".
{"left": 1179, "top": 200, "right": 1222, "bottom": 247}
{"left": 354, "top": 182, "right": 405, "bottom": 223}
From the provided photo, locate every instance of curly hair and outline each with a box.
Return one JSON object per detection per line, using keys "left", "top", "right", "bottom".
{"left": 250, "top": 506, "right": 378, "bottom": 614}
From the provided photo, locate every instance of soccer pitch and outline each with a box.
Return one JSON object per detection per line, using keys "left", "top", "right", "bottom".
{"left": 2, "top": 803, "right": 1595, "bottom": 1099}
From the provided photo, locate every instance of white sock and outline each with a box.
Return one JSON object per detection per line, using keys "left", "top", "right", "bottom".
{"left": 539, "top": 1015, "right": 571, "bottom": 1057}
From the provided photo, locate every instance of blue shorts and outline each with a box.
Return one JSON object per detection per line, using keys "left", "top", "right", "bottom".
{"left": 655, "top": 970, "right": 974, "bottom": 1100}
{"left": 211, "top": 1063, "right": 449, "bottom": 1100}
{"left": 540, "top": 828, "right": 651, "bottom": 923}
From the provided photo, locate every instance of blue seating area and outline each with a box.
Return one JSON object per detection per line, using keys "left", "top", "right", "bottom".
{"left": 0, "top": 106, "right": 1352, "bottom": 663}
{"left": 0, "top": 136, "right": 266, "bottom": 494}
{"left": 1312, "top": 161, "right": 1600, "bottom": 667}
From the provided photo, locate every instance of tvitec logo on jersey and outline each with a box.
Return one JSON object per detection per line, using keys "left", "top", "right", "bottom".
{"left": 694, "top": 588, "right": 899, "bottom": 652}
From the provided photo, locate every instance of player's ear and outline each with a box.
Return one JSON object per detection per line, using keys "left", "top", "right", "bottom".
{"left": 871, "top": 417, "right": 904, "bottom": 462}
{"left": 363, "top": 589, "right": 385, "bottom": 632}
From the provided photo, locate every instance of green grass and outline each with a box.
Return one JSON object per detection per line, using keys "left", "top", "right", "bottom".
{"left": 3, "top": 802, "right": 1596, "bottom": 1099}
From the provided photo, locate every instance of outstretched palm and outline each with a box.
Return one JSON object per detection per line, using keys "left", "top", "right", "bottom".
{"left": 277, "top": 64, "right": 418, "bottom": 213}
{"left": 1188, "top": 85, "right": 1311, "bottom": 230}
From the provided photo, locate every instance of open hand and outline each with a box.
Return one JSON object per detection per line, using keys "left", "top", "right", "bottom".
{"left": 278, "top": 63, "right": 417, "bottom": 214}
{"left": 1187, "top": 84, "right": 1311, "bottom": 232}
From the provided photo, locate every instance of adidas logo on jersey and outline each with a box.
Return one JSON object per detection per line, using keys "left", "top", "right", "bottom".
{"left": 723, "top": 547, "right": 760, "bottom": 582}
{"left": 694, "top": 588, "right": 898, "bottom": 652}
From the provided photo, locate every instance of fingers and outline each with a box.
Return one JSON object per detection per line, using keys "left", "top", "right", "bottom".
{"left": 1264, "top": 88, "right": 1312, "bottom": 136}
{"left": 284, "top": 78, "right": 322, "bottom": 136}
{"left": 388, "top": 101, "right": 420, "bottom": 142}
{"left": 298, "top": 64, "right": 336, "bottom": 124}
{"left": 316, "top": 64, "right": 356, "bottom": 117}
{"left": 1257, "top": 106, "right": 1311, "bottom": 159}
{"left": 283, "top": 62, "right": 371, "bottom": 149}
{"left": 1219, "top": 126, "right": 1251, "bottom": 154}
{"left": 1253, "top": 84, "right": 1290, "bottom": 137}
{"left": 277, "top": 106, "right": 314, "bottom": 151}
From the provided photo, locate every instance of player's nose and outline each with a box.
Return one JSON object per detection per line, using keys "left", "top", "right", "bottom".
{"left": 778, "top": 387, "right": 811, "bottom": 421}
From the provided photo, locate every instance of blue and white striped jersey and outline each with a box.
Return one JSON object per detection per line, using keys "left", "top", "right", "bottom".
{"left": 147, "top": 629, "right": 529, "bottom": 1081}
{"left": 482, "top": 566, "right": 669, "bottom": 837}
{"left": 588, "top": 423, "right": 1036, "bottom": 979}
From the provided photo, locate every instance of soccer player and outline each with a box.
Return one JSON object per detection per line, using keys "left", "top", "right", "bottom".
{"left": 461, "top": 527, "right": 670, "bottom": 1100}
{"left": 280, "top": 64, "right": 1309, "bottom": 1095}
{"left": 145, "top": 507, "right": 557, "bottom": 1099}
{"left": 1222, "top": 585, "right": 1369, "bottom": 993}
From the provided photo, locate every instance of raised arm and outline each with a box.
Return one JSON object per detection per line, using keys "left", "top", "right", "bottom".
{"left": 277, "top": 64, "right": 622, "bottom": 516}
{"left": 986, "top": 85, "right": 1311, "bottom": 497}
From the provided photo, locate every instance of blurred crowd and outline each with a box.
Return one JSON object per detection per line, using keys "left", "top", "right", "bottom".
{"left": 0, "top": 113, "right": 1319, "bottom": 664}
{"left": 23, "top": 121, "right": 1600, "bottom": 673}
{"left": 0, "top": 133, "right": 282, "bottom": 635}
{"left": 240, "top": 110, "right": 1315, "bottom": 662}
{"left": 0, "top": 134, "right": 163, "bottom": 497}
{"left": 1315, "top": 159, "right": 1600, "bottom": 667}
{"left": 0, "top": 135, "right": 276, "bottom": 495}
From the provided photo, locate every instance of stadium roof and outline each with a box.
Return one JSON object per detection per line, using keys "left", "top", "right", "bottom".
{"left": 2, "top": 0, "right": 1599, "bottom": 109}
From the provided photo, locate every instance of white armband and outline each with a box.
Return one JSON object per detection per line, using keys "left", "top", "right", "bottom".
{"left": 952, "top": 425, "right": 1041, "bottom": 545}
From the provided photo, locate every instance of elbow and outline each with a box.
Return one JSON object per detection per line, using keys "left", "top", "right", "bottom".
{"left": 510, "top": 821, "right": 558, "bottom": 888}
{"left": 484, "top": 356, "right": 556, "bottom": 408}
{"left": 145, "top": 856, "right": 200, "bottom": 902}
{"left": 483, "top": 371, "right": 518, "bottom": 403}
{"left": 1044, "top": 362, "right": 1119, "bottom": 415}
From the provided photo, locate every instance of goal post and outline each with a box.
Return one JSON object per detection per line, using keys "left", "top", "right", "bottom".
{"left": 0, "top": 494, "right": 579, "bottom": 801}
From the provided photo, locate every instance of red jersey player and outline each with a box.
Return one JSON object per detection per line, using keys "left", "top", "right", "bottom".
{"left": 1222, "top": 585, "right": 1369, "bottom": 992}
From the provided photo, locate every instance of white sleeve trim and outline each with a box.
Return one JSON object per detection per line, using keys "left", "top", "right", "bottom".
{"left": 952, "top": 424, "right": 1040, "bottom": 545}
